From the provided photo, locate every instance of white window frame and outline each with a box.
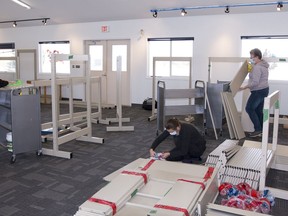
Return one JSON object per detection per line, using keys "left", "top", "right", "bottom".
{"left": 148, "top": 38, "right": 193, "bottom": 78}
{"left": 0, "top": 43, "right": 16, "bottom": 73}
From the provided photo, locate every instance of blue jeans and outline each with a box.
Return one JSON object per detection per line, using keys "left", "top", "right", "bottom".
{"left": 245, "top": 87, "right": 269, "bottom": 132}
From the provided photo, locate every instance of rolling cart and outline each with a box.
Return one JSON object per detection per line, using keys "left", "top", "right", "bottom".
{"left": 0, "top": 86, "right": 42, "bottom": 163}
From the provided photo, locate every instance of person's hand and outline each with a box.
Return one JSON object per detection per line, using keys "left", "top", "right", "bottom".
{"left": 239, "top": 86, "right": 247, "bottom": 91}
{"left": 150, "top": 149, "right": 156, "bottom": 157}
{"left": 162, "top": 152, "right": 170, "bottom": 159}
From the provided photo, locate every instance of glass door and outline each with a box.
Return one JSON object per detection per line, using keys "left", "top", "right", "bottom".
{"left": 86, "top": 39, "right": 130, "bottom": 106}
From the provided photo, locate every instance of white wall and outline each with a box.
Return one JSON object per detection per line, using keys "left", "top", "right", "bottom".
{"left": 0, "top": 12, "right": 287, "bottom": 112}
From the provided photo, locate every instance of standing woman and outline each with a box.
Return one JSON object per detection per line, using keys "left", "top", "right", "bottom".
{"left": 240, "top": 48, "right": 269, "bottom": 137}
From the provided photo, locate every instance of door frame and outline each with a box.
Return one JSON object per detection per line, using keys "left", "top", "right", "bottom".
{"left": 84, "top": 39, "right": 131, "bottom": 106}
{"left": 16, "top": 49, "right": 37, "bottom": 80}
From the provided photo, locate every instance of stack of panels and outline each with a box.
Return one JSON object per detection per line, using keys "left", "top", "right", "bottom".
{"left": 221, "top": 92, "right": 245, "bottom": 140}
{"left": 74, "top": 170, "right": 148, "bottom": 216}
{"left": 148, "top": 179, "right": 206, "bottom": 216}
{"left": 205, "top": 139, "right": 240, "bottom": 167}
{"left": 220, "top": 60, "right": 248, "bottom": 140}
{"left": 221, "top": 147, "right": 273, "bottom": 189}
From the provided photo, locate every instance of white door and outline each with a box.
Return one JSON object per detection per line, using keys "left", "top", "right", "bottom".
{"left": 85, "top": 40, "right": 131, "bottom": 106}
{"left": 17, "top": 49, "right": 37, "bottom": 82}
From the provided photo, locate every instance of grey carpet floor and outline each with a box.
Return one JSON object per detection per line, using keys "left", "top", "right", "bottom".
{"left": 0, "top": 104, "right": 287, "bottom": 216}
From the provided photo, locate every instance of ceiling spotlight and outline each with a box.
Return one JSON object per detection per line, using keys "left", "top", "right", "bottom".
{"left": 152, "top": 11, "right": 158, "bottom": 18}
{"left": 225, "top": 6, "right": 230, "bottom": 13}
{"left": 277, "top": 3, "right": 283, "bottom": 11}
{"left": 13, "top": 21, "right": 17, "bottom": 27}
{"left": 42, "top": 19, "right": 47, "bottom": 25}
{"left": 181, "top": 9, "right": 187, "bottom": 16}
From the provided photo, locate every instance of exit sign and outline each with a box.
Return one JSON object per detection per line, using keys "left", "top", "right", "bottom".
{"left": 101, "top": 26, "right": 109, "bottom": 33}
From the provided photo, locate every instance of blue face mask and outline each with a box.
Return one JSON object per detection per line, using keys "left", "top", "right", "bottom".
{"left": 170, "top": 131, "right": 177, "bottom": 136}
{"left": 250, "top": 58, "right": 255, "bottom": 65}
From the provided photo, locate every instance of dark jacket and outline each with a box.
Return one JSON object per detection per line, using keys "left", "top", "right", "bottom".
{"left": 0, "top": 79, "right": 9, "bottom": 88}
{"left": 150, "top": 123, "right": 206, "bottom": 159}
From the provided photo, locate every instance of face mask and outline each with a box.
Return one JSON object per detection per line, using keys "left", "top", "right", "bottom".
{"left": 250, "top": 58, "right": 255, "bottom": 65}
{"left": 170, "top": 131, "right": 177, "bottom": 136}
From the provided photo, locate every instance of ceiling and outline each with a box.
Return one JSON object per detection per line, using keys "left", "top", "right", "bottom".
{"left": 0, "top": 0, "right": 287, "bottom": 28}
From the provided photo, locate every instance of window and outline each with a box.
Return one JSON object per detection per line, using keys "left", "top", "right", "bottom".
{"left": 148, "top": 38, "right": 193, "bottom": 77}
{"left": 89, "top": 45, "right": 103, "bottom": 71}
{"left": 241, "top": 35, "right": 288, "bottom": 81}
{"left": 39, "top": 41, "right": 70, "bottom": 74}
{"left": 112, "top": 45, "right": 127, "bottom": 72}
{"left": 0, "top": 43, "right": 16, "bottom": 73}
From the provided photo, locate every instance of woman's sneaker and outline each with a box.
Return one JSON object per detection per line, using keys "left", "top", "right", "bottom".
{"left": 248, "top": 131, "right": 262, "bottom": 137}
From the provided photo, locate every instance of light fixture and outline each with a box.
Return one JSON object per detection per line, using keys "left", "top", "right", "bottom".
{"left": 150, "top": 1, "right": 288, "bottom": 16}
{"left": 152, "top": 11, "right": 158, "bottom": 18}
{"left": 0, "top": 18, "right": 50, "bottom": 27}
{"left": 42, "top": 18, "right": 47, "bottom": 25}
{"left": 225, "top": 6, "right": 230, "bottom": 13}
{"left": 11, "top": 0, "right": 31, "bottom": 9}
{"left": 181, "top": 9, "right": 187, "bottom": 16}
{"left": 277, "top": 2, "right": 283, "bottom": 11}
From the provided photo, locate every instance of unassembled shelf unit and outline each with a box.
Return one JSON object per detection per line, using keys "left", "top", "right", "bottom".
{"left": 156, "top": 80, "right": 206, "bottom": 135}
{"left": 0, "top": 86, "right": 42, "bottom": 163}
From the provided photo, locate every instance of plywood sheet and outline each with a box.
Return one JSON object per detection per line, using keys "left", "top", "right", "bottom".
{"left": 229, "top": 61, "right": 248, "bottom": 97}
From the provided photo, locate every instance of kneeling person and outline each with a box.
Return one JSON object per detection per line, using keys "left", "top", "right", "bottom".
{"left": 150, "top": 118, "right": 206, "bottom": 162}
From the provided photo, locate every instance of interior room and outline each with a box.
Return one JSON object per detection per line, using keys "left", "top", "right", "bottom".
{"left": 1, "top": 0, "right": 288, "bottom": 215}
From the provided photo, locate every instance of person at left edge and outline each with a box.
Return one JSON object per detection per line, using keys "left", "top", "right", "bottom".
{"left": 149, "top": 118, "right": 206, "bottom": 162}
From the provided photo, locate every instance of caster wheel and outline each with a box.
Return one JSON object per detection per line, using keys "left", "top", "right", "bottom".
{"left": 10, "top": 155, "right": 16, "bottom": 164}
{"left": 36, "top": 150, "right": 43, "bottom": 156}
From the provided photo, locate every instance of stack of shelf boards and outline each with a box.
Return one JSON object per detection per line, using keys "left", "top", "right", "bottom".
{"left": 74, "top": 170, "right": 148, "bottom": 216}
{"left": 220, "top": 147, "right": 273, "bottom": 189}
{"left": 75, "top": 159, "right": 216, "bottom": 216}
{"left": 243, "top": 140, "right": 288, "bottom": 171}
{"left": 221, "top": 92, "right": 245, "bottom": 140}
{"left": 205, "top": 139, "right": 240, "bottom": 167}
